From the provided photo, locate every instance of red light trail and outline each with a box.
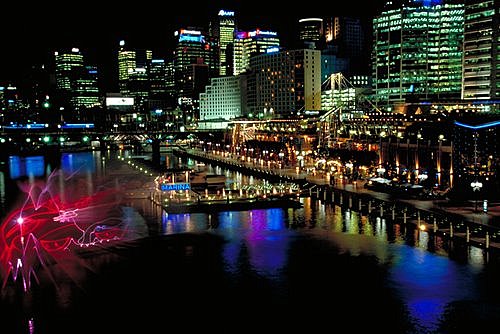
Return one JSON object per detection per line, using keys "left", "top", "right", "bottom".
{"left": 0, "top": 170, "right": 127, "bottom": 291}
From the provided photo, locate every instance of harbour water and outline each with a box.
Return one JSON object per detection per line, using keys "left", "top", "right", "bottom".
{"left": 1, "top": 151, "right": 499, "bottom": 333}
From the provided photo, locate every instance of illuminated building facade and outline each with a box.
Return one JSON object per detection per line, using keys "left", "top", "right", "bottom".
{"left": 233, "top": 30, "right": 280, "bottom": 75}
{"left": 373, "top": 0, "right": 464, "bottom": 108}
{"left": 299, "top": 18, "right": 323, "bottom": 49}
{"left": 117, "top": 40, "right": 152, "bottom": 98}
{"left": 215, "top": 9, "right": 236, "bottom": 76}
{"left": 70, "top": 66, "right": 100, "bottom": 109}
{"left": 174, "top": 29, "right": 213, "bottom": 98}
{"left": 55, "top": 48, "right": 100, "bottom": 111}
{"left": 55, "top": 48, "right": 84, "bottom": 92}
{"left": 247, "top": 49, "right": 321, "bottom": 118}
{"left": 462, "top": 0, "right": 499, "bottom": 100}
{"left": 149, "top": 59, "right": 167, "bottom": 97}
{"left": 199, "top": 75, "right": 246, "bottom": 129}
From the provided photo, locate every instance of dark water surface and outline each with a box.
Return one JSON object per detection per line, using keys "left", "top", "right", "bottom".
{"left": 1, "top": 151, "right": 500, "bottom": 333}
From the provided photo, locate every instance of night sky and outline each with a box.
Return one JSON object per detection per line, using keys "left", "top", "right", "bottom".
{"left": 1, "top": 0, "right": 386, "bottom": 91}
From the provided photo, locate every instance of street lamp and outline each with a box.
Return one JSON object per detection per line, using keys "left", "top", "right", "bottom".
{"left": 470, "top": 181, "right": 483, "bottom": 212}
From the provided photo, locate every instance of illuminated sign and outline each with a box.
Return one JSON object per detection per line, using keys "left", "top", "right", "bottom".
{"left": 119, "top": 40, "right": 125, "bottom": 46}
{"left": 179, "top": 34, "right": 204, "bottom": 43}
{"left": 160, "top": 183, "right": 191, "bottom": 191}
{"left": 248, "top": 30, "right": 277, "bottom": 37}
{"left": 236, "top": 31, "right": 248, "bottom": 39}
{"left": 266, "top": 47, "right": 280, "bottom": 53}
{"left": 304, "top": 110, "right": 320, "bottom": 115}
{"left": 106, "top": 97, "right": 134, "bottom": 106}
{"left": 218, "top": 9, "right": 234, "bottom": 16}
{"left": 71, "top": 48, "right": 79, "bottom": 53}
{"left": 152, "top": 59, "right": 164, "bottom": 63}
{"left": 180, "top": 29, "right": 201, "bottom": 35}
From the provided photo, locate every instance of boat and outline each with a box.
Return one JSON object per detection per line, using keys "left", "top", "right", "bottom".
{"left": 190, "top": 171, "right": 226, "bottom": 190}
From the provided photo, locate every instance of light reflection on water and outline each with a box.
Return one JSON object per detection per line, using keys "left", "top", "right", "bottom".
{"left": 1, "top": 152, "right": 497, "bottom": 333}
{"left": 161, "top": 196, "right": 488, "bottom": 333}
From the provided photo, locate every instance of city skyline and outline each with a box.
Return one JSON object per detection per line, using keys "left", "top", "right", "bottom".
{"left": 0, "top": 0, "right": 385, "bottom": 90}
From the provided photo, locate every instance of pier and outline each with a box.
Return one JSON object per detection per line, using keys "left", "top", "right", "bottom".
{"left": 174, "top": 148, "right": 500, "bottom": 251}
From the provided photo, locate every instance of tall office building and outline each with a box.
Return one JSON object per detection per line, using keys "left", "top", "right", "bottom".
{"left": 149, "top": 59, "right": 167, "bottom": 97}
{"left": 174, "top": 28, "right": 213, "bottom": 99}
{"left": 55, "top": 48, "right": 84, "bottom": 92}
{"left": 70, "top": 66, "right": 100, "bottom": 109}
{"left": 214, "top": 9, "right": 236, "bottom": 76}
{"left": 117, "top": 40, "right": 152, "bottom": 97}
{"left": 373, "top": 0, "right": 464, "bottom": 107}
{"left": 247, "top": 49, "right": 321, "bottom": 118}
{"left": 55, "top": 48, "right": 100, "bottom": 111}
{"left": 233, "top": 29, "right": 280, "bottom": 75}
{"left": 298, "top": 18, "right": 323, "bottom": 49}
{"left": 462, "top": 0, "right": 499, "bottom": 100}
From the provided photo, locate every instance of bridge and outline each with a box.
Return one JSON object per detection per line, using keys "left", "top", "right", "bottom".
{"left": 0, "top": 123, "right": 225, "bottom": 157}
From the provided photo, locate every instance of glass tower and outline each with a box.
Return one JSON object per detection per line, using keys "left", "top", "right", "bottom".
{"left": 462, "top": 0, "right": 499, "bottom": 100}
{"left": 373, "top": 0, "right": 464, "bottom": 107}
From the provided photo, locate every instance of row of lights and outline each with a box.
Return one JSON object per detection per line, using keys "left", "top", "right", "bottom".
{"left": 0, "top": 136, "right": 90, "bottom": 143}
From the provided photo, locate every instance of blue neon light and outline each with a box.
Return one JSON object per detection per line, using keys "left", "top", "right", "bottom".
{"left": 4, "top": 124, "right": 47, "bottom": 129}
{"left": 161, "top": 183, "right": 191, "bottom": 191}
{"left": 61, "top": 123, "right": 95, "bottom": 129}
{"left": 179, "top": 35, "right": 204, "bottom": 43}
{"left": 454, "top": 120, "right": 500, "bottom": 130}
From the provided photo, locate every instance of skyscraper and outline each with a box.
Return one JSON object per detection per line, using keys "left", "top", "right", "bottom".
{"left": 70, "top": 66, "right": 100, "bottom": 109}
{"left": 55, "top": 48, "right": 84, "bottom": 92}
{"left": 117, "top": 40, "right": 152, "bottom": 98}
{"left": 233, "top": 29, "right": 280, "bottom": 75}
{"left": 215, "top": 9, "right": 236, "bottom": 76}
{"left": 55, "top": 48, "right": 100, "bottom": 111}
{"left": 174, "top": 28, "right": 213, "bottom": 97}
{"left": 462, "top": 0, "right": 499, "bottom": 100}
{"left": 373, "top": 0, "right": 464, "bottom": 107}
{"left": 298, "top": 18, "right": 323, "bottom": 49}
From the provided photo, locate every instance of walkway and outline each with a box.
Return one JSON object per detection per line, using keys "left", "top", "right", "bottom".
{"left": 182, "top": 149, "right": 499, "bottom": 228}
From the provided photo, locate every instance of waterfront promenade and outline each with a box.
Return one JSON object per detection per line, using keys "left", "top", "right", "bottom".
{"left": 177, "top": 148, "right": 500, "bottom": 249}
